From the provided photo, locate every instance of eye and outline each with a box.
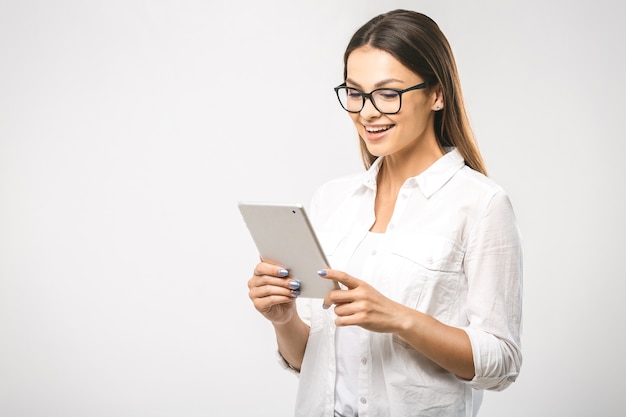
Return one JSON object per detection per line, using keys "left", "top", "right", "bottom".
{"left": 346, "top": 88, "right": 363, "bottom": 99}
{"left": 376, "top": 90, "right": 400, "bottom": 101}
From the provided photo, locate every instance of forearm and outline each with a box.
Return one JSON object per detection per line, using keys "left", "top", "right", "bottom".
{"left": 395, "top": 306, "right": 475, "bottom": 380}
{"left": 273, "top": 315, "right": 310, "bottom": 371}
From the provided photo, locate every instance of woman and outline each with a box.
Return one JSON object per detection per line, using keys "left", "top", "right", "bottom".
{"left": 248, "top": 9, "right": 522, "bottom": 417}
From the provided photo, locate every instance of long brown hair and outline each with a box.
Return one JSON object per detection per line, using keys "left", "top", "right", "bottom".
{"left": 343, "top": 9, "right": 487, "bottom": 175}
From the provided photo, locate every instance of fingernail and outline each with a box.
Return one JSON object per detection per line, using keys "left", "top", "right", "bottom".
{"left": 290, "top": 289, "right": 301, "bottom": 296}
{"left": 288, "top": 280, "right": 300, "bottom": 289}
{"left": 317, "top": 269, "right": 327, "bottom": 277}
{"left": 322, "top": 301, "right": 328, "bottom": 309}
{"left": 278, "top": 268, "right": 289, "bottom": 277}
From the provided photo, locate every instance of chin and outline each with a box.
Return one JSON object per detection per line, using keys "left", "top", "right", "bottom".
{"left": 363, "top": 143, "right": 389, "bottom": 158}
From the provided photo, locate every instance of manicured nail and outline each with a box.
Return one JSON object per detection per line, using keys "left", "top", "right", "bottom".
{"left": 317, "top": 269, "right": 327, "bottom": 277}
{"left": 290, "top": 289, "right": 301, "bottom": 296}
{"left": 278, "top": 268, "right": 289, "bottom": 277}
{"left": 322, "top": 301, "right": 328, "bottom": 309}
{"left": 288, "top": 280, "right": 301, "bottom": 289}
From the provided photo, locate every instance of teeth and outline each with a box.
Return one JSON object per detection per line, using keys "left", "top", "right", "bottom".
{"left": 365, "top": 125, "right": 392, "bottom": 133}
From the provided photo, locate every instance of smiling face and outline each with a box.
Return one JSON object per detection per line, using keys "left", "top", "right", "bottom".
{"left": 345, "top": 46, "right": 444, "bottom": 166}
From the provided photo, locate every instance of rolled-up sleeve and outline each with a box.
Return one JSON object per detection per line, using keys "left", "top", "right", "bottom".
{"left": 462, "top": 190, "right": 523, "bottom": 391}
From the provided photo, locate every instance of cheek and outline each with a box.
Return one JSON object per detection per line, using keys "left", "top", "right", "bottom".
{"left": 396, "top": 108, "right": 427, "bottom": 131}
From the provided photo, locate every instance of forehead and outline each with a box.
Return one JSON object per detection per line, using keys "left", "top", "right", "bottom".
{"left": 346, "top": 46, "right": 417, "bottom": 86}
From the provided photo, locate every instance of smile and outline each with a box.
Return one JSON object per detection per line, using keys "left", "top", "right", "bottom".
{"left": 364, "top": 124, "right": 394, "bottom": 133}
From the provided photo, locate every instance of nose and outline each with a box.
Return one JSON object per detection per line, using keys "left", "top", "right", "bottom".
{"left": 360, "top": 96, "right": 381, "bottom": 119}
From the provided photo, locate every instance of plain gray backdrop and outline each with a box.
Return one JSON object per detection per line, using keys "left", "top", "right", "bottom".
{"left": 1, "top": 1, "right": 625, "bottom": 416}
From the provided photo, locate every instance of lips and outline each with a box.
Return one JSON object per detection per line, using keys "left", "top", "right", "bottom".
{"left": 362, "top": 124, "right": 394, "bottom": 141}
{"left": 364, "top": 124, "right": 394, "bottom": 133}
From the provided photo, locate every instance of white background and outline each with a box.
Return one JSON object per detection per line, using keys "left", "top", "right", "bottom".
{"left": 1, "top": 1, "right": 625, "bottom": 416}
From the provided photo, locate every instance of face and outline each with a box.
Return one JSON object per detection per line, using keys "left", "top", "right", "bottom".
{"left": 344, "top": 46, "right": 443, "bottom": 161}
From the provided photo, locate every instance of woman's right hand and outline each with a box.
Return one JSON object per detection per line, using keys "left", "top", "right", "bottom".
{"left": 248, "top": 261, "right": 300, "bottom": 325}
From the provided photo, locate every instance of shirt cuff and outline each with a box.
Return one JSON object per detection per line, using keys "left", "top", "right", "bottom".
{"left": 461, "top": 327, "right": 521, "bottom": 391}
{"left": 276, "top": 350, "right": 300, "bottom": 377}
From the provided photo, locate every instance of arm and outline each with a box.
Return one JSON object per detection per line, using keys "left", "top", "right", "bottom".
{"left": 400, "top": 190, "right": 522, "bottom": 385}
{"left": 462, "top": 191, "right": 523, "bottom": 390}
{"left": 321, "top": 270, "right": 475, "bottom": 380}
{"left": 273, "top": 313, "right": 310, "bottom": 371}
{"left": 321, "top": 191, "right": 523, "bottom": 386}
{"left": 248, "top": 262, "right": 311, "bottom": 371}
{"left": 395, "top": 307, "right": 475, "bottom": 380}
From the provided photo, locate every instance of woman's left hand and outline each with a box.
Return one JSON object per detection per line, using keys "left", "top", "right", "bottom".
{"left": 319, "top": 269, "right": 408, "bottom": 333}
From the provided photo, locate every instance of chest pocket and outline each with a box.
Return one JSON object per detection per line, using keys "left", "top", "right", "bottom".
{"left": 392, "top": 233, "right": 463, "bottom": 272}
{"left": 380, "top": 233, "right": 464, "bottom": 314}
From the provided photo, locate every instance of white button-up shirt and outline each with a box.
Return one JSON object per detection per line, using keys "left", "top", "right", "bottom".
{"left": 287, "top": 149, "right": 523, "bottom": 417}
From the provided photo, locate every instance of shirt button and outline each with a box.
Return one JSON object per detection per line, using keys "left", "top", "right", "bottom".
{"left": 388, "top": 224, "right": 395, "bottom": 230}
{"left": 360, "top": 357, "right": 367, "bottom": 365}
{"left": 360, "top": 397, "right": 367, "bottom": 404}
{"left": 371, "top": 250, "right": 377, "bottom": 256}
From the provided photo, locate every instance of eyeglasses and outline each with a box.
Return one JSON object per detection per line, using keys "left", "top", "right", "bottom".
{"left": 333, "top": 81, "right": 431, "bottom": 115}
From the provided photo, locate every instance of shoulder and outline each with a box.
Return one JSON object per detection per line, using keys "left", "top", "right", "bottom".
{"left": 454, "top": 167, "right": 520, "bottom": 231}
{"left": 447, "top": 165, "right": 514, "bottom": 208}
{"left": 456, "top": 165, "right": 505, "bottom": 195}
{"left": 444, "top": 165, "right": 519, "bottom": 222}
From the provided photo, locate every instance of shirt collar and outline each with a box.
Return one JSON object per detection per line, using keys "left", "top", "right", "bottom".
{"left": 362, "top": 157, "right": 383, "bottom": 190}
{"left": 361, "top": 148, "right": 466, "bottom": 198}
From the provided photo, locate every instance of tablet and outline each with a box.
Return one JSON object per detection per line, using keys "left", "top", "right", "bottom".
{"left": 238, "top": 201, "right": 340, "bottom": 299}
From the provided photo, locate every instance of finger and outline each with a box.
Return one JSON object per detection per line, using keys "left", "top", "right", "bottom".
{"left": 333, "top": 298, "right": 361, "bottom": 317}
{"left": 318, "top": 268, "right": 360, "bottom": 289}
{"left": 322, "top": 288, "right": 351, "bottom": 310}
{"left": 249, "top": 279, "right": 303, "bottom": 306}
{"left": 322, "top": 287, "right": 360, "bottom": 311}
{"left": 334, "top": 312, "right": 362, "bottom": 327}
{"left": 254, "top": 262, "right": 290, "bottom": 279}
{"left": 252, "top": 292, "right": 296, "bottom": 313}
{"left": 248, "top": 274, "right": 301, "bottom": 294}
{"left": 319, "top": 270, "right": 359, "bottom": 309}
{"left": 329, "top": 288, "right": 358, "bottom": 305}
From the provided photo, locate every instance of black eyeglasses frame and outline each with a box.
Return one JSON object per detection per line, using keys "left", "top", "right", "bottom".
{"left": 333, "top": 81, "right": 432, "bottom": 115}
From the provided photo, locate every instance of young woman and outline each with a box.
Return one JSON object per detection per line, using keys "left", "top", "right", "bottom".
{"left": 248, "top": 9, "right": 523, "bottom": 417}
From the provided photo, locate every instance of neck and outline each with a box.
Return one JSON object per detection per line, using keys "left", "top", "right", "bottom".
{"left": 378, "top": 144, "right": 444, "bottom": 190}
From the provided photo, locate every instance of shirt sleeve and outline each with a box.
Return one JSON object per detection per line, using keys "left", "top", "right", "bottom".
{"left": 275, "top": 349, "right": 301, "bottom": 376}
{"left": 461, "top": 190, "right": 523, "bottom": 391}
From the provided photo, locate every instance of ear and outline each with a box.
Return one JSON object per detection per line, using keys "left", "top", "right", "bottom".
{"left": 431, "top": 86, "right": 444, "bottom": 111}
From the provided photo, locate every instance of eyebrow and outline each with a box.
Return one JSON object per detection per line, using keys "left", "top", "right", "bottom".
{"left": 345, "top": 78, "right": 405, "bottom": 89}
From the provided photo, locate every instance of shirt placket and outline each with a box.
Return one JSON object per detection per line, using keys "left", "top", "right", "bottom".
{"left": 387, "top": 178, "right": 417, "bottom": 233}
{"left": 356, "top": 178, "right": 418, "bottom": 417}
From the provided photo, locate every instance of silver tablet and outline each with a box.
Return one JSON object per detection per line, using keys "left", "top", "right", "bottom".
{"left": 238, "top": 201, "right": 340, "bottom": 299}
